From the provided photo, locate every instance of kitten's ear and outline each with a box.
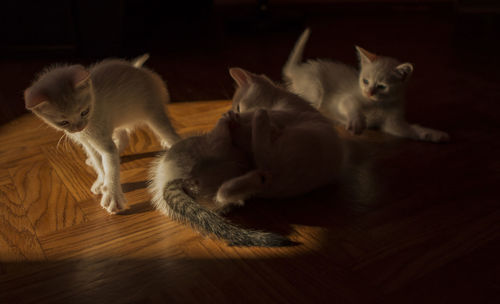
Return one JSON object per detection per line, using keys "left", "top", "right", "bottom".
{"left": 259, "top": 74, "right": 275, "bottom": 85}
{"left": 355, "top": 46, "right": 378, "bottom": 65}
{"left": 394, "top": 63, "right": 414, "bottom": 81}
{"left": 24, "top": 87, "right": 48, "bottom": 109}
{"left": 229, "top": 67, "right": 254, "bottom": 87}
{"left": 70, "top": 65, "right": 90, "bottom": 88}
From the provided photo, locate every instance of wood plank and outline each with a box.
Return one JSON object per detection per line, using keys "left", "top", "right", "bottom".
{"left": 0, "top": 145, "right": 47, "bottom": 171}
{"left": 42, "top": 144, "right": 96, "bottom": 202}
{"left": 352, "top": 204, "right": 500, "bottom": 294}
{"left": 383, "top": 239, "right": 500, "bottom": 303}
{"left": 125, "top": 126, "right": 163, "bottom": 154}
{"left": 0, "top": 183, "right": 45, "bottom": 270}
{"left": 0, "top": 95, "right": 499, "bottom": 303}
{"left": 168, "top": 100, "right": 231, "bottom": 132}
{"left": 0, "top": 169, "right": 10, "bottom": 186}
{"left": 9, "top": 160, "right": 87, "bottom": 237}
{"left": 0, "top": 114, "right": 62, "bottom": 170}
{"left": 39, "top": 210, "right": 197, "bottom": 260}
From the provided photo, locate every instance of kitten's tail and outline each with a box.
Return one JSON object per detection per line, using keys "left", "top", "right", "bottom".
{"left": 283, "top": 28, "right": 311, "bottom": 79}
{"left": 158, "top": 179, "right": 295, "bottom": 247}
{"left": 131, "top": 53, "right": 150, "bottom": 68}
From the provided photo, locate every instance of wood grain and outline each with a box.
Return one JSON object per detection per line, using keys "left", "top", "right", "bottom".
{"left": 42, "top": 144, "right": 96, "bottom": 202}
{"left": 0, "top": 116, "right": 61, "bottom": 170}
{"left": 0, "top": 100, "right": 498, "bottom": 303}
{"left": 9, "top": 160, "right": 87, "bottom": 237}
{"left": 0, "top": 183, "right": 45, "bottom": 267}
{"left": 0, "top": 169, "right": 10, "bottom": 186}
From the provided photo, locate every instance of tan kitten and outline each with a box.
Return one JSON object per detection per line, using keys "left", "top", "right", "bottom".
{"left": 283, "top": 28, "right": 450, "bottom": 143}
{"left": 24, "top": 55, "right": 180, "bottom": 213}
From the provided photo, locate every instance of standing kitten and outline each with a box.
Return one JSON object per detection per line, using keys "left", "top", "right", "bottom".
{"left": 24, "top": 54, "right": 180, "bottom": 213}
{"left": 283, "top": 28, "right": 450, "bottom": 142}
{"left": 148, "top": 68, "right": 343, "bottom": 246}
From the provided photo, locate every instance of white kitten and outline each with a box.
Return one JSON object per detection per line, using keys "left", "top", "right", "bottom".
{"left": 24, "top": 55, "right": 180, "bottom": 213}
{"left": 283, "top": 28, "right": 450, "bottom": 143}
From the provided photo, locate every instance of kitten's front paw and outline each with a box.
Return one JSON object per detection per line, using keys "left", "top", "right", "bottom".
{"left": 222, "top": 110, "right": 241, "bottom": 129}
{"left": 346, "top": 116, "right": 366, "bottom": 135}
{"left": 100, "top": 191, "right": 128, "bottom": 214}
{"left": 419, "top": 129, "right": 450, "bottom": 143}
{"left": 91, "top": 178, "right": 104, "bottom": 195}
{"left": 215, "top": 192, "right": 245, "bottom": 212}
{"left": 214, "top": 201, "right": 243, "bottom": 215}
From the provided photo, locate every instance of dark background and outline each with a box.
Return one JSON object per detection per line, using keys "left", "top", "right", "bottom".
{"left": 0, "top": 0, "right": 499, "bottom": 125}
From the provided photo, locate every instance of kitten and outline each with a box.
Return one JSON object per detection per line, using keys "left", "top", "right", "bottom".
{"left": 24, "top": 54, "right": 180, "bottom": 214}
{"left": 148, "top": 67, "right": 343, "bottom": 247}
{"left": 283, "top": 28, "right": 450, "bottom": 143}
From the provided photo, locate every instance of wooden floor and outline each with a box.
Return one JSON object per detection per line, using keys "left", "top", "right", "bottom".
{"left": 0, "top": 97, "right": 499, "bottom": 303}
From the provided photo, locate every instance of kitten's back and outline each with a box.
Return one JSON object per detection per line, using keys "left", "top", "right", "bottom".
{"left": 287, "top": 59, "right": 358, "bottom": 108}
{"left": 91, "top": 59, "right": 168, "bottom": 102}
{"left": 88, "top": 59, "right": 171, "bottom": 127}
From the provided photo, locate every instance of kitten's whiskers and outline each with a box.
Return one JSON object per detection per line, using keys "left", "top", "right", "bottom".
{"left": 56, "top": 133, "right": 68, "bottom": 151}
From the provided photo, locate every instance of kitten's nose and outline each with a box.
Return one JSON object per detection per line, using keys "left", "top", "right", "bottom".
{"left": 76, "top": 122, "right": 87, "bottom": 131}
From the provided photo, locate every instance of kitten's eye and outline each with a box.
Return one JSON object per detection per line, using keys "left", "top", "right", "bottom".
{"left": 362, "top": 78, "right": 369, "bottom": 85}
{"left": 81, "top": 108, "right": 90, "bottom": 117}
{"left": 58, "top": 121, "right": 69, "bottom": 126}
{"left": 376, "top": 84, "right": 387, "bottom": 90}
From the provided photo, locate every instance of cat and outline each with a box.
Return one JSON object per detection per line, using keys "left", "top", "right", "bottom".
{"left": 283, "top": 28, "right": 450, "bottom": 143}
{"left": 24, "top": 54, "right": 180, "bottom": 214}
{"left": 148, "top": 67, "right": 343, "bottom": 247}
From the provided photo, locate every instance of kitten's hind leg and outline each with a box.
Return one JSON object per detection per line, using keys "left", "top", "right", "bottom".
{"left": 410, "top": 124, "right": 450, "bottom": 143}
{"left": 112, "top": 129, "right": 129, "bottom": 154}
{"left": 382, "top": 117, "right": 419, "bottom": 139}
{"left": 382, "top": 117, "right": 450, "bottom": 143}
{"left": 215, "top": 170, "right": 270, "bottom": 210}
{"left": 147, "top": 112, "right": 181, "bottom": 149}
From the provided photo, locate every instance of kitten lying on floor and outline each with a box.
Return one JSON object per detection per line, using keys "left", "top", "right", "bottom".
{"left": 149, "top": 68, "right": 343, "bottom": 247}
{"left": 283, "top": 28, "right": 450, "bottom": 143}
{"left": 24, "top": 54, "right": 180, "bottom": 213}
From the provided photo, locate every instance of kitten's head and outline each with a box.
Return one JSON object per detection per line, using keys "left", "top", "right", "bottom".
{"left": 24, "top": 64, "right": 93, "bottom": 133}
{"left": 356, "top": 46, "right": 413, "bottom": 103}
{"left": 229, "top": 67, "right": 280, "bottom": 113}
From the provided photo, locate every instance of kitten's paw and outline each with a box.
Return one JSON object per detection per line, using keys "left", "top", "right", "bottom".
{"left": 160, "top": 140, "right": 172, "bottom": 150}
{"left": 85, "top": 158, "right": 93, "bottom": 167}
{"left": 100, "top": 192, "right": 128, "bottom": 214}
{"left": 419, "top": 129, "right": 450, "bottom": 143}
{"left": 222, "top": 110, "right": 241, "bottom": 129}
{"left": 215, "top": 194, "right": 245, "bottom": 212}
{"left": 346, "top": 117, "right": 366, "bottom": 135}
{"left": 215, "top": 187, "right": 245, "bottom": 209}
{"left": 91, "top": 178, "right": 104, "bottom": 195}
{"left": 214, "top": 200, "right": 244, "bottom": 215}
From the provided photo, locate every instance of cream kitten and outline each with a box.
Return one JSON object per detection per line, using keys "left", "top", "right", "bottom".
{"left": 148, "top": 68, "right": 343, "bottom": 246}
{"left": 283, "top": 28, "right": 450, "bottom": 143}
{"left": 24, "top": 54, "right": 180, "bottom": 213}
